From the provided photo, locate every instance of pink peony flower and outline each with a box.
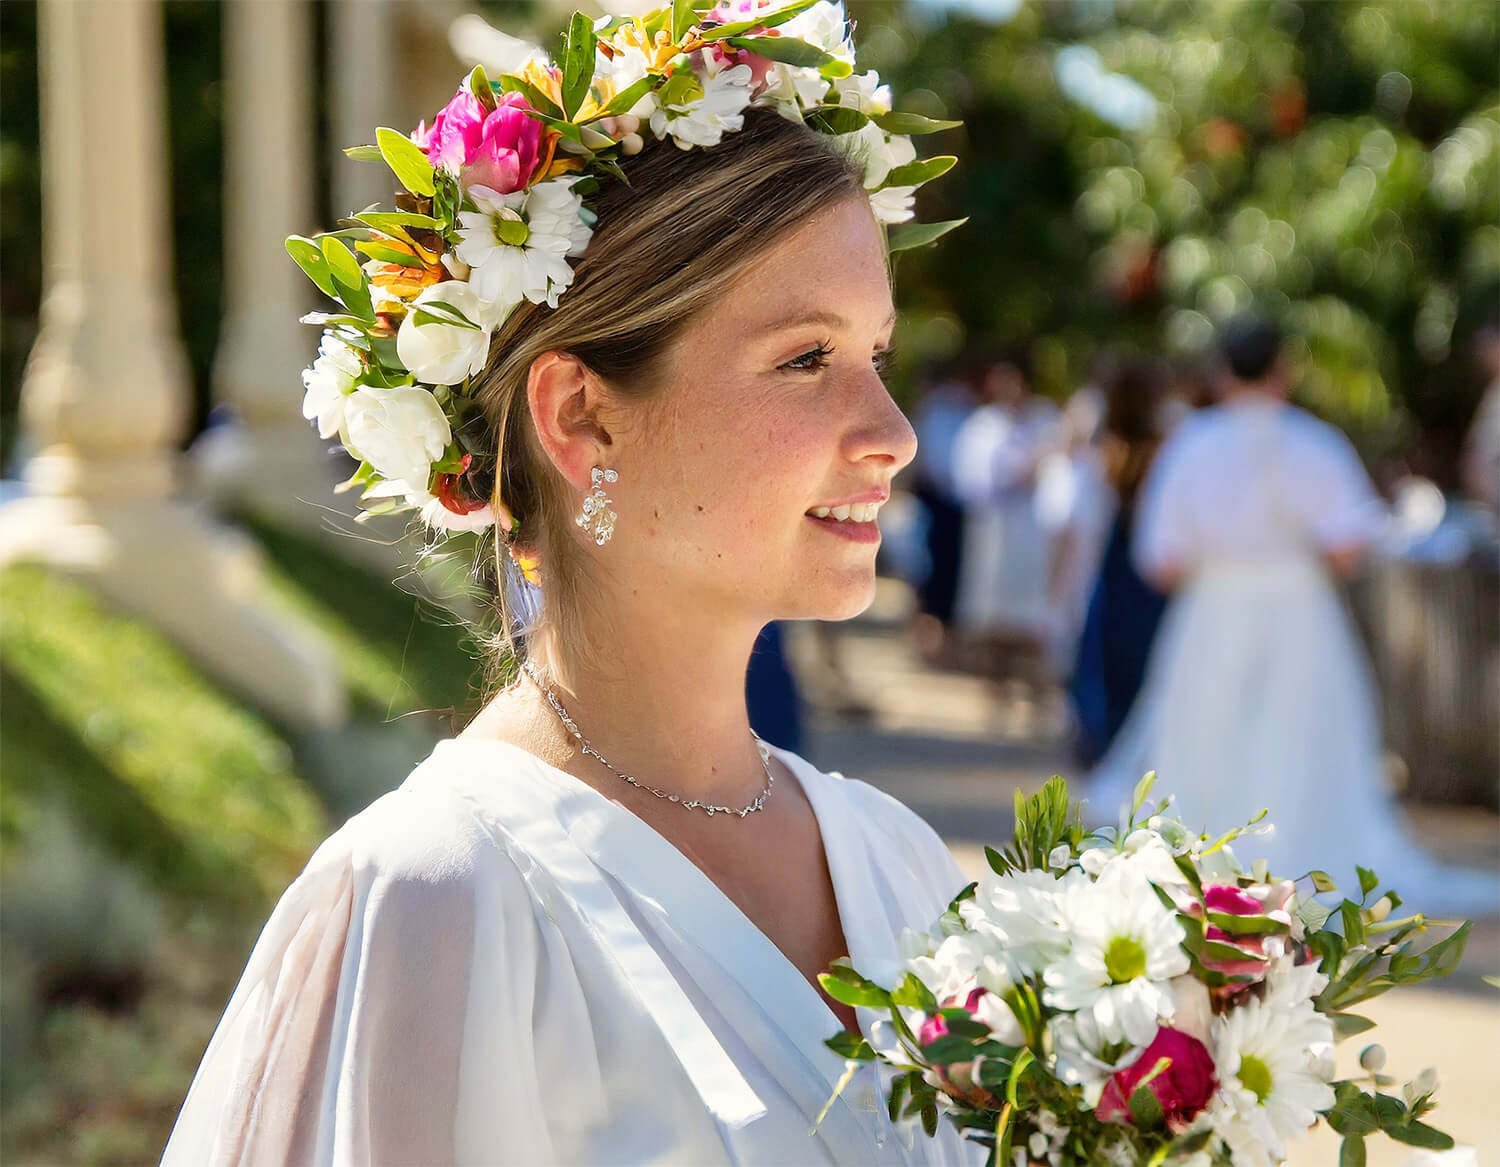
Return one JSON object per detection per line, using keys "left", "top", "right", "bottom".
{"left": 424, "top": 89, "right": 543, "bottom": 193}
{"left": 918, "top": 985, "right": 986, "bottom": 1046}
{"left": 1195, "top": 880, "right": 1297, "bottom": 989}
{"left": 1095, "top": 1026, "right": 1216, "bottom": 1130}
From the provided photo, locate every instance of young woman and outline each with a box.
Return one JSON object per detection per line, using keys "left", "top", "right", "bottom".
{"left": 164, "top": 9, "right": 980, "bottom": 1163}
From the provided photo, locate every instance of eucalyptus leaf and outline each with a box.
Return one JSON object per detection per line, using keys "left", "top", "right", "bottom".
{"left": 375, "top": 127, "right": 436, "bottom": 198}
{"left": 724, "top": 34, "right": 833, "bottom": 69}
{"left": 920, "top": 1101, "right": 937, "bottom": 1138}
{"left": 1332, "top": 1012, "right": 1378, "bottom": 1042}
{"left": 881, "top": 154, "right": 958, "bottom": 190}
{"left": 873, "top": 111, "right": 963, "bottom": 135}
{"left": 1383, "top": 1121, "right": 1455, "bottom": 1149}
{"left": 1339, "top": 1135, "right": 1367, "bottom": 1167}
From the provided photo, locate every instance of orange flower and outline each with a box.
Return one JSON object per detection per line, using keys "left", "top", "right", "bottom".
{"left": 364, "top": 235, "right": 446, "bottom": 301}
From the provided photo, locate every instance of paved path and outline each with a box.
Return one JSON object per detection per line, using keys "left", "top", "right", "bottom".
{"left": 790, "top": 584, "right": 1500, "bottom": 1164}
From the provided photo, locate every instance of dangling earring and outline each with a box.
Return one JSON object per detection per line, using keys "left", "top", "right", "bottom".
{"left": 576, "top": 466, "right": 619, "bottom": 546}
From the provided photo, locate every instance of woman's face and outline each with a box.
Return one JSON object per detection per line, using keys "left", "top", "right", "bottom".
{"left": 608, "top": 194, "right": 914, "bottom": 625}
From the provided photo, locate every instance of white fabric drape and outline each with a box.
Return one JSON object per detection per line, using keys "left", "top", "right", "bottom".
{"left": 163, "top": 740, "right": 986, "bottom": 1166}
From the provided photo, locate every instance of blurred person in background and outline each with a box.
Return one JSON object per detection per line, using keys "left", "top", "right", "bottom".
{"left": 908, "top": 359, "right": 978, "bottom": 667}
{"left": 1036, "top": 372, "right": 1113, "bottom": 680}
{"left": 1087, "top": 316, "right": 1497, "bottom": 915}
{"left": 949, "top": 350, "right": 1060, "bottom": 693}
{"left": 1067, "top": 355, "right": 1172, "bottom": 767}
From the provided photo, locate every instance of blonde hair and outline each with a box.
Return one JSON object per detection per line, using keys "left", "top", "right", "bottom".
{"left": 471, "top": 110, "right": 866, "bottom": 690}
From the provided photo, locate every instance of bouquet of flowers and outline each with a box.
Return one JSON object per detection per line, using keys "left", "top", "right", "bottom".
{"left": 819, "top": 776, "right": 1471, "bottom": 1166}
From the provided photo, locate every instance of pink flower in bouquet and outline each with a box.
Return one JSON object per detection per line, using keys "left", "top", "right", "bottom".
{"left": 918, "top": 987, "right": 1006, "bottom": 1109}
{"left": 1194, "top": 881, "right": 1296, "bottom": 989}
{"left": 1094, "top": 1026, "right": 1216, "bottom": 1130}
{"left": 424, "top": 89, "right": 543, "bottom": 193}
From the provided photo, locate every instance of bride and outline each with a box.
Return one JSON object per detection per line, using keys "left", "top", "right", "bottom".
{"left": 164, "top": 5, "right": 979, "bottom": 1164}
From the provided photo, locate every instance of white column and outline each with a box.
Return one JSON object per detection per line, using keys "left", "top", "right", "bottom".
{"left": 1, "top": 0, "right": 346, "bottom": 731}
{"left": 330, "top": 0, "right": 399, "bottom": 220}
{"left": 192, "top": 0, "right": 339, "bottom": 526}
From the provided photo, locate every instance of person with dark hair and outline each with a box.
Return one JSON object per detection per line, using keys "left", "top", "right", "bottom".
{"left": 1087, "top": 316, "right": 1496, "bottom": 917}
{"left": 1067, "top": 355, "right": 1172, "bottom": 765}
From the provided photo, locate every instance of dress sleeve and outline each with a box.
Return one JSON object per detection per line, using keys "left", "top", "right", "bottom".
{"left": 1132, "top": 431, "right": 1195, "bottom": 580}
{"left": 1301, "top": 421, "right": 1388, "bottom": 550}
{"left": 162, "top": 785, "right": 537, "bottom": 1166}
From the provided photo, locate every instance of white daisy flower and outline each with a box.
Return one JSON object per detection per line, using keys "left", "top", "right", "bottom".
{"left": 1042, "top": 860, "right": 1189, "bottom": 1046}
{"left": 455, "top": 179, "right": 593, "bottom": 319}
{"left": 650, "top": 58, "right": 753, "bottom": 150}
{"left": 301, "top": 329, "right": 363, "bottom": 439}
{"left": 1211, "top": 960, "right": 1337, "bottom": 1161}
{"left": 1048, "top": 1008, "right": 1144, "bottom": 1106}
{"left": 959, "top": 867, "right": 1074, "bottom": 980}
{"left": 753, "top": 61, "right": 832, "bottom": 120}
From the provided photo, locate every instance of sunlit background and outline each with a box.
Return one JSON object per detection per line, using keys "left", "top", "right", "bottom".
{"left": 0, "top": 1, "right": 1496, "bottom": 1162}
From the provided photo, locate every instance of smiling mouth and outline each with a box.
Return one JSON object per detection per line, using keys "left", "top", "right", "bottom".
{"left": 806, "top": 501, "right": 882, "bottom": 523}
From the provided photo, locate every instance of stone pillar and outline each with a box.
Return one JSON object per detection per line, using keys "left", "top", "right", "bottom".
{"left": 1, "top": 0, "right": 346, "bottom": 731}
{"left": 192, "top": 0, "right": 340, "bottom": 527}
{"left": 330, "top": 0, "right": 399, "bottom": 220}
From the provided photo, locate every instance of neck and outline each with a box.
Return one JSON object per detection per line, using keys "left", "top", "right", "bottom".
{"left": 526, "top": 590, "right": 770, "bottom": 804}
{"left": 1222, "top": 379, "right": 1284, "bottom": 404}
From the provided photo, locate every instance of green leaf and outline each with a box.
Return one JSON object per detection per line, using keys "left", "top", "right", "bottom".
{"left": 1206, "top": 909, "right": 1291, "bottom": 936}
{"left": 886, "top": 1071, "right": 910, "bottom": 1123}
{"left": 411, "top": 300, "right": 483, "bottom": 331}
{"left": 375, "top": 127, "right": 436, "bottom": 197}
{"left": 1005, "top": 1047, "right": 1034, "bottom": 1108}
{"left": 984, "top": 844, "right": 1009, "bottom": 876}
{"left": 1332, "top": 1012, "right": 1378, "bottom": 1042}
{"left": 321, "top": 236, "right": 373, "bottom": 320}
{"left": 672, "top": 0, "right": 703, "bottom": 41}
{"left": 1129, "top": 1082, "right": 1164, "bottom": 1129}
{"left": 920, "top": 1034, "right": 978, "bottom": 1064}
{"left": 1327, "top": 1084, "right": 1380, "bottom": 1136}
{"left": 1341, "top": 900, "right": 1367, "bottom": 946}
{"left": 286, "top": 235, "right": 337, "bottom": 299}
{"left": 498, "top": 75, "right": 563, "bottom": 121}
{"left": 890, "top": 972, "right": 938, "bottom": 1013}
{"left": 724, "top": 34, "right": 834, "bottom": 69}
{"left": 1339, "top": 1135, "right": 1367, "bottom": 1167}
{"left": 466, "top": 64, "right": 496, "bottom": 112}
{"left": 818, "top": 967, "right": 891, "bottom": 1009}
{"left": 825, "top": 1029, "right": 876, "bottom": 1061}
{"left": 881, "top": 154, "right": 958, "bottom": 190}
{"left": 1308, "top": 870, "right": 1339, "bottom": 894}
{"left": 343, "top": 144, "right": 384, "bottom": 162}
{"left": 1298, "top": 895, "right": 1336, "bottom": 933}
{"left": 355, "top": 240, "right": 426, "bottom": 268}
{"left": 920, "top": 1100, "right": 938, "bottom": 1138}
{"left": 873, "top": 110, "right": 962, "bottom": 135}
{"left": 560, "top": 11, "right": 597, "bottom": 121}
{"left": 1383, "top": 1121, "right": 1455, "bottom": 1149}
{"left": 819, "top": 57, "right": 853, "bottom": 80}
{"left": 591, "top": 75, "right": 657, "bottom": 121}
{"left": 813, "top": 106, "right": 870, "bottom": 135}
{"left": 1357, "top": 866, "right": 1379, "bottom": 898}
{"left": 1130, "top": 770, "right": 1157, "bottom": 820}
{"left": 701, "top": 0, "right": 821, "bottom": 39}
{"left": 353, "top": 209, "right": 444, "bottom": 233}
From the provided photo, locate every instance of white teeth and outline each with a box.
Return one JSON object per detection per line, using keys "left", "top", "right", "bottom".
{"left": 810, "top": 506, "right": 831, "bottom": 518}
{"left": 811, "top": 501, "right": 883, "bottom": 522}
{"left": 852, "top": 502, "right": 877, "bottom": 522}
{"left": 830, "top": 505, "right": 852, "bottom": 521}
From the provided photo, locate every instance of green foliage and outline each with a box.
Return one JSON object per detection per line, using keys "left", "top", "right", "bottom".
{"left": 0, "top": 564, "right": 326, "bottom": 910}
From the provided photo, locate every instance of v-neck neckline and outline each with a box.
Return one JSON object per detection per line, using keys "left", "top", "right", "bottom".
{"left": 430, "top": 736, "right": 878, "bottom": 1043}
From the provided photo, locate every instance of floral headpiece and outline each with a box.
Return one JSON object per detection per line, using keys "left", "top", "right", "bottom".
{"left": 289, "top": 0, "right": 962, "bottom": 565}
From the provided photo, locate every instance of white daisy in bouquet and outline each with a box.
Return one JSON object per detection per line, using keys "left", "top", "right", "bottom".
{"left": 819, "top": 774, "right": 1474, "bottom": 1166}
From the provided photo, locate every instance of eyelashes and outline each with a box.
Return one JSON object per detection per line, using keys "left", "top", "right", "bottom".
{"left": 778, "top": 343, "right": 895, "bottom": 375}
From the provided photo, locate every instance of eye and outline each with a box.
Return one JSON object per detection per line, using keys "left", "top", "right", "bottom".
{"left": 780, "top": 343, "right": 834, "bottom": 373}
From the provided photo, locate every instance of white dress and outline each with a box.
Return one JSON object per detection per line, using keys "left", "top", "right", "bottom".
{"left": 1088, "top": 399, "right": 1498, "bottom": 918}
{"left": 162, "top": 739, "right": 986, "bottom": 1166}
{"left": 950, "top": 399, "right": 1061, "bottom": 636}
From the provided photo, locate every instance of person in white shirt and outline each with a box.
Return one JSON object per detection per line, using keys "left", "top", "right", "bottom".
{"left": 949, "top": 354, "right": 1061, "bottom": 685}
{"left": 163, "top": 106, "right": 981, "bottom": 1165}
{"left": 1087, "top": 318, "right": 1496, "bottom": 918}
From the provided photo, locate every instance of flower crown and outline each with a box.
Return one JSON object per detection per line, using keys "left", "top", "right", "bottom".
{"left": 288, "top": 0, "right": 962, "bottom": 563}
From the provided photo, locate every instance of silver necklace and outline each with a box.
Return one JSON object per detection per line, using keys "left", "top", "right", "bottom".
{"left": 521, "top": 659, "right": 775, "bottom": 818}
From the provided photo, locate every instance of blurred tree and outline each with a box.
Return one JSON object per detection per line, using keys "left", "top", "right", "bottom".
{"left": 874, "top": 0, "right": 1498, "bottom": 475}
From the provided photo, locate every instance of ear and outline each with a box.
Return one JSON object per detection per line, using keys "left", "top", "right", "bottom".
{"left": 526, "top": 351, "right": 614, "bottom": 491}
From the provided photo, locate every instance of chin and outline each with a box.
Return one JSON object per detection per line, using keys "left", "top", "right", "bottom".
{"left": 789, "top": 565, "right": 878, "bottom": 622}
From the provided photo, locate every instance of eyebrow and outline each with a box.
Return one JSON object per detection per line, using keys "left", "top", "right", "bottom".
{"left": 760, "top": 308, "right": 898, "bottom": 334}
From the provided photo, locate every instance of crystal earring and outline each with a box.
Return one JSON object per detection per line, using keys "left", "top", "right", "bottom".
{"left": 576, "top": 466, "right": 619, "bottom": 546}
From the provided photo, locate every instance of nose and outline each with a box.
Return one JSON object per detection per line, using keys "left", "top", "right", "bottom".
{"left": 842, "top": 367, "right": 917, "bottom": 472}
